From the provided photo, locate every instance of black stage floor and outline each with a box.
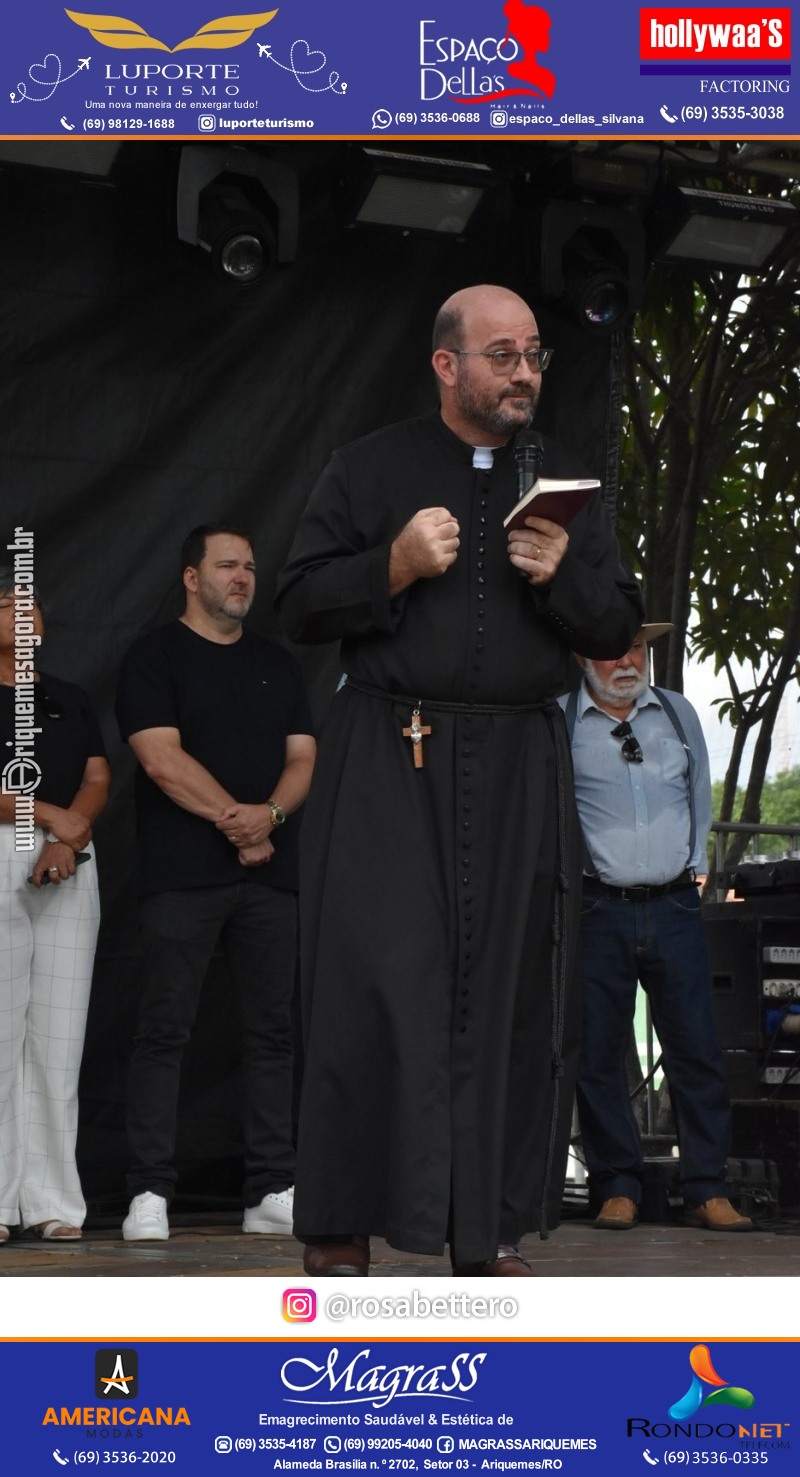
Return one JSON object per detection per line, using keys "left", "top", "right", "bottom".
{"left": 2, "top": 1213, "right": 799, "bottom": 1278}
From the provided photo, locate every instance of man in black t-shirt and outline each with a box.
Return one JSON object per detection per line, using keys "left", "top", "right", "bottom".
{"left": 115, "top": 525, "right": 316, "bottom": 1242}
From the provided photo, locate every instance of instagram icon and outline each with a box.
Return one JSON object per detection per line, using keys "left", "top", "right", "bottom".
{"left": 283, "top": 1288, "right": 317, "bottom": 1322}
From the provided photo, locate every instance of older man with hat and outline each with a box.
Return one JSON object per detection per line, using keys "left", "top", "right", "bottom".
{"left": 560, "top": 624, "right": 752, "bottom": 1233}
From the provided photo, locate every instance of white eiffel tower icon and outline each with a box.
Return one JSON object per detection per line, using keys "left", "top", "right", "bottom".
{"left": 101, "top": 1353, "right": 132, "bottom": 1395}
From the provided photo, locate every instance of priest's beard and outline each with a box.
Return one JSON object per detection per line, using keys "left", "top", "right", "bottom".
{"left": 454, "top": 365, "right": 540, "bottom": 438}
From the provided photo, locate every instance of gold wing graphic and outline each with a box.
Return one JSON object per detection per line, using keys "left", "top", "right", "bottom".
{"left": 65, "top": 11, "right": 170, "bottom": 49}
{"left": 64, "top": 9, "right": 278, "bottom": 52}
{"left": 174, "top": 12, "right": 279, "bottom": 51}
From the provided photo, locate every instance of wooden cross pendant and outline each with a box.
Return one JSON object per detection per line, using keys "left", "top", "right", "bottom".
{"left": 402, "top": 705, "right": 432, "bottom": 769}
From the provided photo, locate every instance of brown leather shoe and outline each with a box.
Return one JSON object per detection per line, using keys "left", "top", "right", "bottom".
{"left": 453, "top": 1245, "right": 534, "bottom": 1276}
{"left": 302, "top": 1237, "right": 370, "bottom": 1276}
{"left": 594, "top": 1196, "right": 638, "bottom": 1230}
{"left": 684, "top": 1198, "right": 753, "bottom": 1232}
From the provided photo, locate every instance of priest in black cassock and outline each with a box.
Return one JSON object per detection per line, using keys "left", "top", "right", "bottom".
{"left": 276, "top": 284, "right": 643, "bottom": 1276}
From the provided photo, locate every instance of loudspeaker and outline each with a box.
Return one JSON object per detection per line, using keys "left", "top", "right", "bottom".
{"left": 732, "top": 1101, "right": 800, "bottom": 1213}
{"left": 703, "top": 903, "right": 800, "bottom": 1098}
{"left": 705, "top": 911, "right": 764, "bottom": 1048}
{"left": 639, "top": 1155, "right": 779, "bottom": 1224}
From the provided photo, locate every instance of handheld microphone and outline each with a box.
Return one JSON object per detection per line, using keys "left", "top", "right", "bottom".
{"left": 514, "top": 430, "right": 544, "bottom": 501}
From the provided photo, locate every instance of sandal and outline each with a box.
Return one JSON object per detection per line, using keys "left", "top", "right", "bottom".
{"left": 30, "top": 1220, "right": 82, "bottom": 1240}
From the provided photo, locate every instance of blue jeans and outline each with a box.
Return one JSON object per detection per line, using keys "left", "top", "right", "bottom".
{"left": 577, "top": 886, "right": 731, "bottom": 1209}
{"left": 126, "top": 882, "right": 297, "bottom": 1207}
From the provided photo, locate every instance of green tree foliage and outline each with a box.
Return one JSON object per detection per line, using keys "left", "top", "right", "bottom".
{"left": 618, "top": 179, "right": 800, "bottom": 875}
{"left": 713, "top": 767, "right": 800, "bottom": 841}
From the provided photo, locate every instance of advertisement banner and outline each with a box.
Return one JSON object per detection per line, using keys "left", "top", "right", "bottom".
{"left": 1, "top": 0, "right": 796, "bottom": 139}
{"left": 0, "top": 1337, "right": 796, "bottom": 1471}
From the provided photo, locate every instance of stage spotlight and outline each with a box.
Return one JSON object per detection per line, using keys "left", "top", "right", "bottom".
{"left": 562, "top": 235, "right": 630, "bottom": 330}
{"left": 0, "top": 142, "right": 122, "bottom": 177}
{"left": 651, "top": 185, "right": 799, "bottom": 272}
{"left": 177, "top": 146, "right": 298, "bottom": 285}
{"left": 540, "top": 199, "right": 645, "bottom": 333}
{"left": 196, "top": 180, "right": 275, "bottom": 285}
{"left": 350, "top": 149, "right": 494, "bottom": 237}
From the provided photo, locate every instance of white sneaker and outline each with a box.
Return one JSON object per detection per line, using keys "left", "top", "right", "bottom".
{"left": 122, "top": 1192, "right": 169, "bottom": 1242}
{"left": 243, "top": 1186, "right": 294, "bottom": 1234}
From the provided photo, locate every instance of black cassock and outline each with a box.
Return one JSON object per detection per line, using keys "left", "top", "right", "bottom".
{"left": 276, "top": 412, "right": 643, "bottom": 1264}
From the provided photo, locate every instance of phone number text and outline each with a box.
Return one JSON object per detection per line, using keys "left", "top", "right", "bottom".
{"left": 662, "top": 1453, "right": 770, "bottom": 1465}
{"left": 83, "top": 118, "right": 176, "bottom": 130}
{"left": 393, "top": 112, "right": 481, "bottom": 124}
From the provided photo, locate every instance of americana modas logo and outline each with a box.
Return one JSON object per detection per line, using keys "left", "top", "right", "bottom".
{"left": 95, "top": 1349, "right": 139, "bottom": 1399}
{"left": 65, "top": 8, "right": 278, "bottom": 52}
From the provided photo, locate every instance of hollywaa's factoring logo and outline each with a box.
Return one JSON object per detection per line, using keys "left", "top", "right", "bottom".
{"left": 639, "top": 8, "right": 792, "bottom": 62}
{"left": 420, "top": 2, "right": 557, "bottom": 104}
{"left": 65, "top": 7, "right": 278, "bottom": 51}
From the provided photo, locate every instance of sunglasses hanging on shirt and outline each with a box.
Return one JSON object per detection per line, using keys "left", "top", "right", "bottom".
{"left": 34, "top": 681, "right": 65, "bottom": 720}
{"left": 610, "top": 719, "right": 643, "bottom": 763}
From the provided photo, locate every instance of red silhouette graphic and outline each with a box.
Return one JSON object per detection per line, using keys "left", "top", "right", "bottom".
{"left": 502, "top": 1, "right": 555, "bottom": 99}
{"left": 462, "top": 1, "right": 556, "bottom": 105}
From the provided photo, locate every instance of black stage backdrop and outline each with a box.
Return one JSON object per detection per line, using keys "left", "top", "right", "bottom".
{"left": 0, "top": 142, "right": 613, "bottom": 1209}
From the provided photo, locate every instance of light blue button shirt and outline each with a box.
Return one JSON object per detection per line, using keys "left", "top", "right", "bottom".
{"left": 558, "top": 681, "right": 712, "bottom": 887}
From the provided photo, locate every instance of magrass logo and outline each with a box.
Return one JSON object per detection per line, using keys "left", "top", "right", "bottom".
{"left": 95, "top": 1349, "right": 139, "bottom": 1399}
{"left": 668, "top": 1345, "right": 755, "bottom": 1421}
{"left": 65, "top": 7, "right": 278, "bottom": 52}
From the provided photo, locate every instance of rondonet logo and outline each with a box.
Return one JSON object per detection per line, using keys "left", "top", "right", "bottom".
{"left": 640, "top": 8, "right": 791, "bottom": 61}
{"left": 65, "top": 8, "right": 278, "bottom": 51}
{"left": 667, "top": 1345, "right": 755, "bottom": 1420}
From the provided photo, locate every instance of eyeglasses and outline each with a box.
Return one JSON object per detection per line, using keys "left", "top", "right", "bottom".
{"left": 34, "top": 682, "right": 64, "bottom": 720}
{"left": 446, "top": 348, "right": 553, "bottom": 376}
{"left": 610, "top": 720, "right": 643, "bottom": 763}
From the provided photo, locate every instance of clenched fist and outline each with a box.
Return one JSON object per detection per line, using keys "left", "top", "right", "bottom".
{"left": 389, "top": 507, "right": 460, "bottom": 595}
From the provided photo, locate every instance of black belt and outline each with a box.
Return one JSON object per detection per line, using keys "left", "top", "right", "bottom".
{"left": 582, "top": 868, "right": 697, "bottom": 902}
{"left": 344, "top": 676, "right": 554, "bottom": 715}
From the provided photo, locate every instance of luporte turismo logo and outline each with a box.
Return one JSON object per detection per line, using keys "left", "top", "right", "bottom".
{"left": 65, "top": 7, "right": 278, "bottom": 52}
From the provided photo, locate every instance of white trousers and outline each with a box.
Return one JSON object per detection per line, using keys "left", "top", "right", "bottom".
{"left": 0, "top": 827, "right": 100, "bottom": 1227}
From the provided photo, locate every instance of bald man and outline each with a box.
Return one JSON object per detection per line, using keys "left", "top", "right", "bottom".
{"left": 277, "top": 285, "right": 643, "bottom": 1276}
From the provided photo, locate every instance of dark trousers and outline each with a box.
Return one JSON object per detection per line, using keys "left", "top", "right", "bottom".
{"left": 126, "top": 882, "right": 297, "bottom": 1207}
{"left": 577, "top": 886, "right": 731, "bottom": 1210}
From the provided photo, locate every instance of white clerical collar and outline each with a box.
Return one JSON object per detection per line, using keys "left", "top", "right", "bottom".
{"left": 471, "top": 446, "right": 494, "bottom": 470}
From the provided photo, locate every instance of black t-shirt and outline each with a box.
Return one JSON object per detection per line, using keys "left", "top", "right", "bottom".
{"left": 0, "top": 672, "right": 106, "bottom": 807}
{"left": 115, "top": 621, "right": 314, "bottom": 897}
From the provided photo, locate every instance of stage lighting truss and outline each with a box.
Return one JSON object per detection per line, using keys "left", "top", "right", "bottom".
{"left": 177, "top": 146, "right": 299, "bottom": 285}
{"left": 650, "top": 185, "right": 799, "bottom": 273}
{"left": 540, "top": 199, "right": 645, "bottom": 334}
{"left": 350, "top": 149, "right": 495, "bottom": 238}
